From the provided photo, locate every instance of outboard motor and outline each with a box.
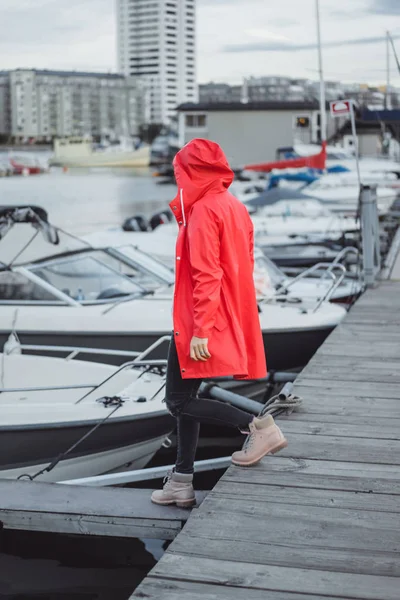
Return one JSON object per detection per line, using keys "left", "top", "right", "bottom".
{"left": 149, "top": 210, "right": 173, "bottom": 230}
{"left": 122, "top": 215, "right": 149, "bottom": 232}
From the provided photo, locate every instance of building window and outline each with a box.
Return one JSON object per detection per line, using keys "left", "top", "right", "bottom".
{"left": 185, "top": 114, "right": 207, "bottom": 128}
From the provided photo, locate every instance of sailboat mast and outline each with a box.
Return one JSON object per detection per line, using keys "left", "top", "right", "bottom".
{"left": 386, "top": 30, "right": 391, "bottom": 110}
{"left": 315, "top": 0, "right": 327, "bottom": 144}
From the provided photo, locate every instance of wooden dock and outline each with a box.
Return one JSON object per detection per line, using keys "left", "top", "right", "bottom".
{"left": 0, "top": 481, "right": 205, "bottom": 540}
{"left": 132, "top": 281, "right": 400, "bottom": 600}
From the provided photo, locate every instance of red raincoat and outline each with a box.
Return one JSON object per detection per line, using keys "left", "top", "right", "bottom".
{"left": 169, "top": 138, "right": 267, "bottom": 380}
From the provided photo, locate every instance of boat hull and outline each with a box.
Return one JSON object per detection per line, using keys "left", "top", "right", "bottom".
{"left": 0, "top": 325, "right": 335, "bottom": 371}
{"left": 49, "top": 146, "right": 150, "bottom": 168}
{"left": 0, "top": 412, "right": 173, "bottom": 482}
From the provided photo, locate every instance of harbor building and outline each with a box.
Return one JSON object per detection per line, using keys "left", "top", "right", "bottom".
{"left": 117, "top": 0, "right": 198, "bottom": 125}
{"left": 177, "top": 101, "right": 340, "bottom": 168}
{"left": 177, "top": 100, "right": 399, "bottom": 167}
{"left": 0, "top": 69, "right": 147, "bottom": 141}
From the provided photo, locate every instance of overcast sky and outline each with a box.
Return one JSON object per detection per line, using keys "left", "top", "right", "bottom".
{"left": 0, "top": 0, "right": 399, "bottom": 86}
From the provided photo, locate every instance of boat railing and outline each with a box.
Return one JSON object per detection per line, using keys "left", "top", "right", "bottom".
{"left": 3, "top": 336, "right": 171, "bottom": 403}
{"left": 269, "top": 261, "right": 347, "bottom": 313}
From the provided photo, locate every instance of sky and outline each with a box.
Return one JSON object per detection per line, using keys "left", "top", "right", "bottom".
{"left": 0, "top": 0, "right": 399, "bottom": 86}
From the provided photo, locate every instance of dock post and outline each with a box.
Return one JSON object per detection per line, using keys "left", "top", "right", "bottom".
{"left": 360, "top": 185, "right": 380, "bottom": 286}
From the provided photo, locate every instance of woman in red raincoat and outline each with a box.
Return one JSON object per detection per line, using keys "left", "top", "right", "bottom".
{"left": 152, "top": 139, "right": 287, "bottom": 507}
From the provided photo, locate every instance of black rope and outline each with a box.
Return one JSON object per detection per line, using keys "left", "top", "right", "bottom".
{"left": 18, "top": 398, "right": 124, "bottom": 481}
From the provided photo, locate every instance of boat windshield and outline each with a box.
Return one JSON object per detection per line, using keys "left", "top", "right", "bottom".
{"left": 27, "top": 250, "right": 145, "bottom": 303}
{"left": 111, "top": 245, "right": 175, "bottom": 287}
{"left": 255, "top": 254, "right": 286, "bottom": 286}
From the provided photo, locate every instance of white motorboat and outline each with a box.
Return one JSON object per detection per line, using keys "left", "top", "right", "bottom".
{"left": 0, "top": 208, "right": 347, "bottom": 371}
{"left": 304, "top": 176, "right": 397, "bottom": 215}
{"left": 295, "top": 143, "right": 400, "bottom": 178}
{"left": 49, "top": 137, "right": 150, "bottom": 168}
{"left": 0, "top": 345, "right": 172, "bottom": 482}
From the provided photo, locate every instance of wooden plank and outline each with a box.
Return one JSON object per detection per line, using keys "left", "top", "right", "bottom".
{"left": 309, "top": 356, "right": 400, "bottom": 371}
{"left": 345, "top": 315, "right": 400, "bottom": 325}
{"left": 282, "top": 394, "right": 400, "bottom": 419}
{"left": 210, "top": 481, "right": 400, "bottom": 513}
{"left": 282, "top": 412, "right": 400, "bottom": 428}
{"left": 131, "top": 578, "right": 346, "bottom": 600}
{"left": 326, "top": 328, "right": 400, "bottom": 340}
{"left": 222, "top": 459, "right": 400, "bottom": 494}
{"left": 0, "top": 509, "right": 182, "bottom": 540}
{"left": 316, "top": 341, "right": 400, "bottom": 354}
{"left": 297, "top": 365, "right": 400, "bottom": 384}
{"left": 292, "top": 379, "right": 400, "bottom": 398}
{"left": 170, "top": 534, "right": 400, "bottom": 579}
{"left": 0, "top": 480, "right": 205, "bottom": 540}
{"left": 191, "top": 497, "right": 400, "bottom": 554}
{"left": 172, "top": 505, "right": 400, "bottom": 575}
{"left": 269, "top": 432, "right": 400, "bottom": 465}
{"left": 278, "top": 417, "right": 400, "bottom": 441}
{"left": 150, "top": 554, "right": 400, "bottom": 600}
{"left": 329, "top": 321, "right": 400, "bottom": 332}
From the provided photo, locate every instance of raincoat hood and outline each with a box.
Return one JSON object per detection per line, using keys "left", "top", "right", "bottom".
{"left": 169, "top": 139, "right": 234, "bottom": 223}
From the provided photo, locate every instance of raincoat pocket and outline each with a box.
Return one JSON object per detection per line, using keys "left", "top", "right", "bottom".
{"left": 214, "top": 311, "right": 228, "bottom": 332}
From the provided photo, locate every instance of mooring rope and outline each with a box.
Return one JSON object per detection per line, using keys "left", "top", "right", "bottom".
{"left": 260, "top": 392, "right": 302, "bottom": 418}
{"left": 17, "top": 397, "right": 125, "bottom": 482}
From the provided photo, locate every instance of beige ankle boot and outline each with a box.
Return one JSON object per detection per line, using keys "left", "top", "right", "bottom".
{"left": 232, "top": 415, "right": 287, "bottom": 467}
{"left": 151, "top": 471, "right": 196, "bottom": 507}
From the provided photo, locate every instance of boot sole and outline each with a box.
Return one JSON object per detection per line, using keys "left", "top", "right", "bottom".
{"left": 231, "top": 438, "right": 288, "bottom": 467}
{"left": 151, "top": 497, "right": 197, "bottom": 508}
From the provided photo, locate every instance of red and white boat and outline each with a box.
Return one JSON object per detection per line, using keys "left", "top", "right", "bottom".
{"left": 9, "top": 156, "right": 45, "bottom": 175}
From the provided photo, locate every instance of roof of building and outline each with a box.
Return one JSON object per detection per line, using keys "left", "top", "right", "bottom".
{"left": 177, "top": 100, "right": 321, "bottom": 112}
{"left": 0, "top": 69, "right": 124, "bottom": 79}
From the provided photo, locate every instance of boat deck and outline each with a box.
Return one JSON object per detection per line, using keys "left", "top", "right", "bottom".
{"left": 132, "top": 280, "right": 400, "bottom": 599}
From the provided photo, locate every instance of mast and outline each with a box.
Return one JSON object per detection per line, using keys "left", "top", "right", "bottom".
{"left": 386, "top": 30, "right": 391, "bottom": 110}
{"left": 315, "top": 0, "right": 327, "bottom": 145}
{"left": 388, "top": 31, "right": 400, "bottom": 76}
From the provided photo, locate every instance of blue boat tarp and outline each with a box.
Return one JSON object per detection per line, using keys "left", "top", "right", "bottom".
{"left": 268, "top": 171, "right": 318, "bottom": 190}
{"left": 327, "top": 165, "right": 351, "bottom": 173}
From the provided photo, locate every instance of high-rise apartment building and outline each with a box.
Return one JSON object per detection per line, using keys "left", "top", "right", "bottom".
{"left": 0, "top": 69, "right": 147, "bottom": 139}
{"left": 117, "top": 0, "right": 198, "bottom": 125}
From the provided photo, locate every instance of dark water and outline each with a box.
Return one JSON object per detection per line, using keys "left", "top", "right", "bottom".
{"left": 0, "top": 166, "right": 239, "bottom": 599}
{"left": 0, "top": 530, "right": 161, "bottom": 599}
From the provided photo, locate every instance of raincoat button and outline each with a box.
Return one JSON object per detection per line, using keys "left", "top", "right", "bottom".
{"left": 173, "top": 206, "right": 177, "bottom": 210}
{"left": 179, "top": 221, "right": 183, "bottom": 225}
{"left": 175, "top": 331, "right": 179, "bottom": 336}
{"left": 176, "top": 256, "right": 181, "bottom": 260}
{"left": 181, "top": 369, "right": 186, "bottom": 373}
